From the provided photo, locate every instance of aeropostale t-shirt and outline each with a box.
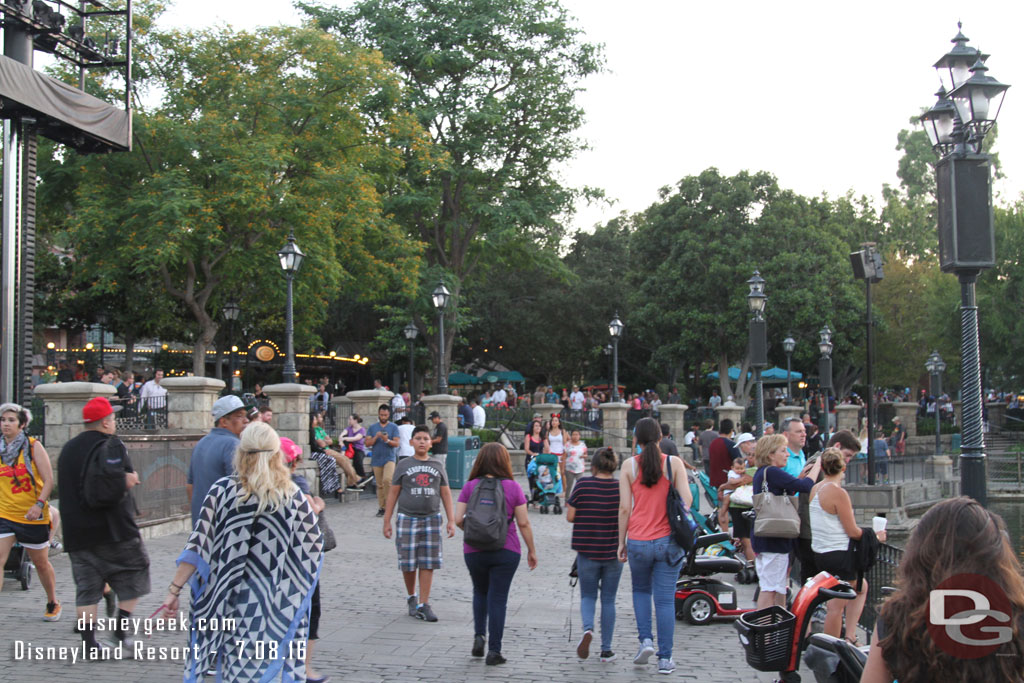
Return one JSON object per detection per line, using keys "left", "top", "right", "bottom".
{"left": 392, "top": 456, "right": 448, "bottom": 517}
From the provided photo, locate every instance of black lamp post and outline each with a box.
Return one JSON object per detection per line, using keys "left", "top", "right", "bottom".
{"left": 432, "top": 281, "right": 451, "bottom": 394}
{"left": 919, "top": 24, "right": 1009, "bottom": 507}
{"left": 603, "top": 343, "right": 613, "bottom": 397}
{"left": 747, "top": 271, "right": 768, "bottom": 437}
{"left": 783, "top": 335, "right": 796, "bottom": 403}
{"left": 95, "top": 312, "right": 108, "bottom": 369}
{"left": 277, "top": 232, "right": 304, "bottom": 383}
{"left": 222, "top": 300, "right": 240, "bottom": 390}
{"left": 608, "top": 313, "right": 624, "bottom": 402}
{"left": 403, "top": 322, "right": 418, "bottom": 398}
{"left": 850, "top": 242, "right": 884, "bottom": 483}
{"left": 817, "top": 325, "right": 834, "bottom": 464}
{"left": 926, "top": 350, "right": 947, "bottom": 457}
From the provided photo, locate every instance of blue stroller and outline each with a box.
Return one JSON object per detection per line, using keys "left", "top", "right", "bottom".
{"left": 526, "top": 452, "right": 563, "bottom": 514}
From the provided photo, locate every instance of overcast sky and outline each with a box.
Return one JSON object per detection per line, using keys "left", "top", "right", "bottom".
{"left": 159, "top": 0, "right": 1024, "bottom": 232}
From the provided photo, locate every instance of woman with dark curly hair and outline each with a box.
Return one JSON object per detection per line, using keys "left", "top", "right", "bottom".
{"left": 861, "top": 496, "right": 1024, "bottom": 682}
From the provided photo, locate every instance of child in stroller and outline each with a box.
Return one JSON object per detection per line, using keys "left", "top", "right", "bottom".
{"left": 526, "top": 452, "right": 563, "bottom": 514}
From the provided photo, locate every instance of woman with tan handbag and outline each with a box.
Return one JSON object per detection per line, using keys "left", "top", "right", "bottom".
{"left": 750, "top": 434, "right": 820, "bottom": 609}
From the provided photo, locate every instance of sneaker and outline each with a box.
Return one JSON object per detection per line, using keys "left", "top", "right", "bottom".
{"left": 472, "top": 634, "right": 485, "bottom": 657}
{"left": 114, "top": 633, "right": 138, "bottom": 651}
{"left": 44, "top": 601, "right": 62, "bottom": 622}
{"left": 658, "top": 657, "right": 676, "bottom": 674}
{"left": 407, "top": 595, "right": 419, "bottom": 617}
{"left": 357, "top": 475, "right": 374, "bottom": 486}
{"left": 576, "top": 629, "right": 593, "bottom": 659}
{"left": 633, "top": 638, "right": 655, "bottom": 665}
{"left": 346, "top": 485, "right": 363, "bottom": 492}
{"left": 103, "top": 590, "right": 117, "bottom": 619}
{"left": 415, "top": 603, "right": 438, "bottom": 622}
{"left": 485, "top": 651, "right": 506, "bottom": 666}
{"left": 49, "top": 539, "right": 63, "bottom": 552}
{"left": 599, "top": 651, "right": 617, "bottom": 662}
{"left": 376, "top": 508, "right": 385, "bottom": 517}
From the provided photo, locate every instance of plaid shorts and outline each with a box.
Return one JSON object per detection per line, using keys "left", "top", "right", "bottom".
{"left": 395, "top": 512, "right": 443, "bottom": 572}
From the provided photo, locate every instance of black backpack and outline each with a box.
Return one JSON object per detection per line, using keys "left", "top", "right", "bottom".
{"left": 79, "top": 434, "right": 128, "bottom": 509}
{"left": 462, "top": 477, "right": 508, "bottom": 552}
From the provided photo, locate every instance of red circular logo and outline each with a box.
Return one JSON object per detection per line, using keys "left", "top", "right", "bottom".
{"left": 927, "top": 573, "right": 1014, "bottom": 659}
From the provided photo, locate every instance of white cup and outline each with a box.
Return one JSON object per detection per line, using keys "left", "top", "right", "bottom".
{"left": 872, "top": 516, "right": 887, "bottom": 533}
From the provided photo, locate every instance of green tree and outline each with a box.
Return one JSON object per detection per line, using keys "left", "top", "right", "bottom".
{"left": 41, "top": 26, "right": 430, "bottom": 374}
{"left": 302, "top": 0, "right": 603, "bottom": 376}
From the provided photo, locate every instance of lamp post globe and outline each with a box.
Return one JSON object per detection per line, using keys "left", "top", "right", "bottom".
{"left": 926, "top": 351, "right": 947, "bottom": 457}
{"left": 816, "top": 324, "right": 833, "bottom": 455}
{"left": 432, "top": 281, "right": 451, "bottom": 394}
{"left": 608, "top": 313, "right": 623, "bottom": 402}
{"left": 404, "top": 322, "right": 419, "bottom": 398}
{"left": 278, "top": 232, "right": 304, "bottom": 383}
{"left": 746, "top": 271, "right": 768, "bottom": 436}
{"left": 783, "top": 335, "right": 796, "bottom": 402}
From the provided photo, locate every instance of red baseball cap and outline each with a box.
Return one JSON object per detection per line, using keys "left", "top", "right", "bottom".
{"left": 83, "top": 396, "right": 122, "bottom": 423}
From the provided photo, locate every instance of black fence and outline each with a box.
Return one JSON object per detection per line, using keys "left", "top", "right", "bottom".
{"left": 116, "top": 395, "right": 167, "bottom": 432}
{"left": 859, "top": 543, "right": 904, "bottom": 642}
{"left": 25, "top": 397, "right": 45, "bottom": 439}
{"left": 844, "top": 455, "right": 943, "bottom": 484}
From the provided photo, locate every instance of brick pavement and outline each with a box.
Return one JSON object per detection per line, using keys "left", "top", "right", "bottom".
{"left": 1, "top": 476, "right": 814, "bottom": 682}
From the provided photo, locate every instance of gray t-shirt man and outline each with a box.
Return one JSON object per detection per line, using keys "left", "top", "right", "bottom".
{"left": 697, "top": 428, "right": 717, "bottom": 464}
{"left": 392, "top": 457, "right": 449, "bottom": 517}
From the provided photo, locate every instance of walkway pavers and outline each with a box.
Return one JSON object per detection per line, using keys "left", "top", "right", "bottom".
{"left": 1, "top": 475, "right": 811, "bottom": 682}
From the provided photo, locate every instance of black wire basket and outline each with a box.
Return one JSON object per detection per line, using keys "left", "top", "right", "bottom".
{"left": 734, "top": 605, "right": 797, "bottom": 672}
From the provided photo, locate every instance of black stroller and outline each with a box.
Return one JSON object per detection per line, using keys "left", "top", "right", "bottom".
{"left": 3, "top": 543, "right": 32, "bottom": 590}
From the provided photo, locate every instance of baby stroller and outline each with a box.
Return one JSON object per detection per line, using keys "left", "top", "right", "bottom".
{"left": 526, "top": 452, "right": 563, "bottom": 514}
{"left": 3, "top": 543, "right": 32, "bottom": 590}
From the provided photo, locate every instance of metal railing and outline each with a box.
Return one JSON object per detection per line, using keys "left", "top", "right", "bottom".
{"left": 116, "top": 396, "right": 167, "bottom": 432}
{"left": 844, "top": 455, "right": 940, "bottom": 484}
{"left": 859, "top": 543, "right": 904, "bottom": 642}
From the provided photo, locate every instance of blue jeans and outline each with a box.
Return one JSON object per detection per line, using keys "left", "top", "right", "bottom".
{"left": 577, "top": 554, "right": 623, "bottom": 651}
{"left": 627, "top": 535, "right": 685, "bottom": 659}
{"left": 464, "top": 549, "right": 521, "bottom": 654}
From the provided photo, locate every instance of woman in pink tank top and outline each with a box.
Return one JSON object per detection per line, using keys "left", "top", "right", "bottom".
{"left": 616, "top": 417, "right": 693, "bottom": 674}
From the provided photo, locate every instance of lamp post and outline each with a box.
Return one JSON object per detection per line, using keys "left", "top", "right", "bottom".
{"left": 277, "top": 232, "right": 304, "bottom": 383}
{"left": 432, "top": 281, "right": 450, "bottom": 394}
{"left": 608, "top": 313, "right": 624, "bottom": 402}
{"left": 403, "top": 322, "right": 419, "bottom": 398}
{"left": 850, "top": 242, "right": 884, "bottom": 483}
{"left": 783, "top": 335, "right": 796, "bottom": 403}
{"left": 747, "top": 271, "right": 768, "bottom": 437}
{"left": 817, "top": 325, "right": 834, "bottom": 468}
{"left": 919, "top": 24, "right": 1009, "bottom": 506}
{"left": 926, "top": 351, "right": 947, "bottom": 457}
{"left": 222, "top": 300, "right": 240, "bottom": 391}
{"left": 603, "top": 343, "right": 613, "bottom": 397}
{"left": 95, "top": 312, "right": 108, "bottom": 369}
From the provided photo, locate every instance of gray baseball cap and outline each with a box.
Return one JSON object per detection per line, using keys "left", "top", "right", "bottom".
{"left": 212, "top": 395, "right": 246, "bottom": 423}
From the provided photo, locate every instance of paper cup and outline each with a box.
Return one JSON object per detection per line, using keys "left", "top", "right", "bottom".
{"left": 872, "top": 516, "right": 887, "bottom": 533}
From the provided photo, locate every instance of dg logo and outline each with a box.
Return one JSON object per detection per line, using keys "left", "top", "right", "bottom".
{"left": 928, "top": 573, "right": 1014, "bottom": 658}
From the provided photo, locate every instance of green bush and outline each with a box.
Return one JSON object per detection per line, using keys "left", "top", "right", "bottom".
{"left": 915, "top": 418, "right": 960, "bottom": 436}
{"left": 472, "top": 428, "right": 500, "bottom": 443}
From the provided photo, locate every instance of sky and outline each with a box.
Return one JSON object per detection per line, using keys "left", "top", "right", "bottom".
{"left": 158, "top": 0, "right": 1024, "bottom": 233}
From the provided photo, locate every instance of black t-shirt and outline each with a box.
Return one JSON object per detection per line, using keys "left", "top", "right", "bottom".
{"left": 57, "top": 430, "right": 140, "bottom": 552}
{"left": 433, "top": 421, "right": 448, "bottom": 455}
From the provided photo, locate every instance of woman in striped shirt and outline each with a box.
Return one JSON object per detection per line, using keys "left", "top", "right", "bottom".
{"left": 566, "top": 447, "right": 622, "bottom": 662}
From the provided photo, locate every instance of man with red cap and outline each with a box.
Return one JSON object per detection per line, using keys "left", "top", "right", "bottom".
{"left": 57, "top": 396, "right": 149, "bottom": 656}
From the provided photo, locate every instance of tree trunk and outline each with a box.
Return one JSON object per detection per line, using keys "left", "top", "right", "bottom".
{"left": 193, "top": 319, "right": 217, "bottom": 377}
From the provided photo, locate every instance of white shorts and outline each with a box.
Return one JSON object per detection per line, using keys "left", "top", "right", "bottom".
{"left": 755, "top": 552, "right": 790, "bottom": 593}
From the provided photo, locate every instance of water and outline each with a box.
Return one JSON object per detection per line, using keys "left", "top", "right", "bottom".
{"left": 989, "top": 499, "right": 1024, "bottom": 561}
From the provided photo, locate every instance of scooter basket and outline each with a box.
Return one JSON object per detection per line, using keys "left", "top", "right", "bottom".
{"left": 734, "top": 605, "right": 796, "bottom": 672}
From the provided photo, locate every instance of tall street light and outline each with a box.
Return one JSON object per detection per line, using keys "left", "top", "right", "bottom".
{"left": 817, "top": 325, "right": 834, "bottom": 468}
{"left": 403, "top": 322, "right": 419, "bottom": 398}
{"left": 783, "top": 335, "right": 796, "bottom": 403}
{"left": 603, "top": 343, "right": 613, "bottom": 397}
{"left": 747, "top": 271, "right": 768, "bottom": 437}
{"left": 608, "top": 313, "right": 624, "bottom": 403}
{"left": 926, "top": 350, "right": 947, "bottom": 458}
{"left": 222, "top": 300, "right": 240, "bottom": 391}
{"left": 277, "top": 232, "right": 304, "bottom": 383}
{"left": 432, "top": 281, "right": 451, "bottom": 394}
{"left": 919, "top": 24, "right": 1009, "bottom": 506}
{"left": 850, "top": 242, "right": 884, "bottom": 482}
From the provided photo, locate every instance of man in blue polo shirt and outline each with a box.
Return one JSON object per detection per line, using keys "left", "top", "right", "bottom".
{"left": 365, "top": 403, "right": 399, "bottom": 517}
{"left": 781, "top": 417, "right": 807, "bottom": 476}
{"left": 186, "top": 395, "right": 249, "bottom": 526}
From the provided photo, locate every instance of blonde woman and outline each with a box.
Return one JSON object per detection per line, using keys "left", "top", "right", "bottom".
{"left": 163, "top": 422, "right": 323, "bottom": 682}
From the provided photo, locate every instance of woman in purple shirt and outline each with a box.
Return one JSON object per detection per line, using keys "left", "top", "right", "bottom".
{"left": 455, "top": 443, "right": 538, "bottom": 666}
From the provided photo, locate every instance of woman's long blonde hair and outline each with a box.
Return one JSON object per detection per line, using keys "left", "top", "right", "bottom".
{"left": 234, "top": 421, "right": 296, "bottom": 514}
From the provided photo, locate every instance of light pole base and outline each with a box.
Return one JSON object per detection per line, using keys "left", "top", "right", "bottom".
{"left": 960, "top": 451, "right": 988, "bottom": 507}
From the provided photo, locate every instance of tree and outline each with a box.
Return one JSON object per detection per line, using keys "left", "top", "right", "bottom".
{"left": 41, "top": 26, "right": 430, "bottom": 374}
{"left": 302, "top": 0, "right": 603, "bottom": 378}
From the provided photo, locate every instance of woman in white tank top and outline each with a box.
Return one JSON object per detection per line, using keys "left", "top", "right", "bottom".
{"left": 544, "top": 414, "right": 566, "bottom": 497}
{"left": 809, "top": 449, "right": 887, "bottom": 644}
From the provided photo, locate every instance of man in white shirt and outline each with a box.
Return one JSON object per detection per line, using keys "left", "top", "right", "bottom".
{"left": 471, "top": 398, "right": 486, "bottom": 430}
{"left": 491, "top": 385, "right": 507, "bottom": 406}
{"left": 391, "top": 392, "right": 407, "bottom": 421}
{"left": 396, "top": 417, "right": 415, "bottom": 459}
{"left": 568, "top": 385, "right": 585, "bottom": 411}
{"left": 139, "top": 369, "right": 167, "bottom": 409}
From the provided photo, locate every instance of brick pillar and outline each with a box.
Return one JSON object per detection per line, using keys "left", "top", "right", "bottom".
{"left": 346, "top": 389, "right": 394, "bottom": 425}
{"left": 601, "top": 402, "right": 629, "bottom": 460}
{"left": 953, "top": 400, "right": 962, "bottom": 429}
{"left": 33, "top": 382, "right": 115, "bottom": 457}
{"left": 162, "top": 377, "right": 225, "bottom": 431}
{"left": 893, "top": 402, "right": 918, "bottom": 438}
{"left": 263, "top": 383, "right": 316, "bottom": 456}
{"left": 421, "top": 394, "right": 461, "bottom": 429}
{"left": 775, "top": 405, "right": 802, "bottom": 427}
{"left": 986, "top": 402, "right": 1007, "bottom": 430}
{"left": 659, "top": 404, "right": 686, "bottom": 443}
{"left": 835, "top": 405, "right": 860, "bottom": 433}
{"left": 715, "top": 404, "right": 744, "bottom": 433}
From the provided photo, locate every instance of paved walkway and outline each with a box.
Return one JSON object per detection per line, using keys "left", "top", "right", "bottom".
{"left": 1, "top": 476, "right": 811, "bottom": 682}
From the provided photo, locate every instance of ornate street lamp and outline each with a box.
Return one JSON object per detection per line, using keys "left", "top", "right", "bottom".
{"left": 782, "top": 335, "right": 796, "bottom": 402}
{"left": 817, "top": 324, "right": 834, "bottom": 464}
{"left": 277, "top": 232, "right": 304, "bottom": 383}
{"left": 920, "top": 24, "right": 1009, "bottom": 506}
{"left": 432, "top": 281, "right": 451, "bottom": 394}
{"left": 403, "top": 322, "right": 419, "bottom": 398}
{"left": 608, "top": 313, "right": 624, "bottom": 402}
{"left": 221, "top": 301, "right": 240, "bottom": 390}
{"left": 925, "top": 351, "right": 948, "bottom": 458}
{"left": 747, "top": 271, "right": 768, "bottom": 437}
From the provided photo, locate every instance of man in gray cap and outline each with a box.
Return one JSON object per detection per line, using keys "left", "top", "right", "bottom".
{"left": 186, "top": 395, "right": 249, "bottom": 526}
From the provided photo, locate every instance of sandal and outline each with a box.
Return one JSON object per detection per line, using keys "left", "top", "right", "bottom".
{"left": 845, "top": 636, "right": 861, "bottom": 647}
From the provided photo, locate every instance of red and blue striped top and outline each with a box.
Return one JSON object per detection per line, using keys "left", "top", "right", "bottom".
{"left": 568, "top": 477, "right": 620, "bottom": 561}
